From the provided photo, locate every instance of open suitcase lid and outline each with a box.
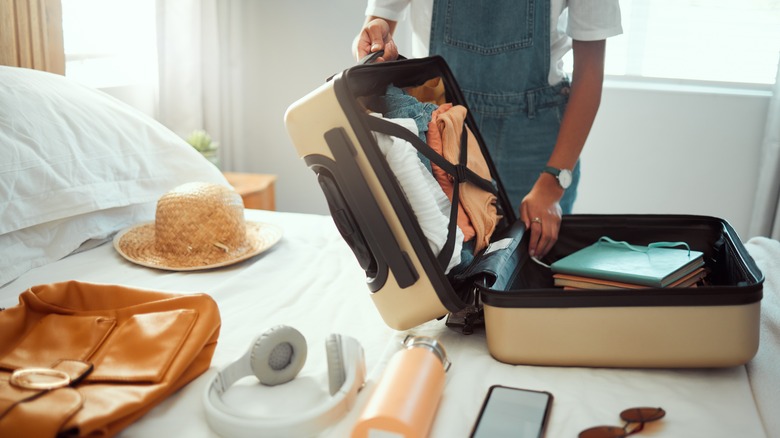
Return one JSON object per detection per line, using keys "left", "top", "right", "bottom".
{"left": 308, "top": 55, "right": 516, "bottom": 312}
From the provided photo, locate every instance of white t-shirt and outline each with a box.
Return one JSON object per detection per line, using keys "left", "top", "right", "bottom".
{"left": 366, "top": 0, "right": 623, "bottom": 85}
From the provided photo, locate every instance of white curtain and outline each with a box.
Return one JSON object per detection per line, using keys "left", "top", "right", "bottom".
{"left": 155, "top": 0, "right": 246, "bottom": 170}
{"left": 749, "top": 54, "right": 780, "bottom": 240}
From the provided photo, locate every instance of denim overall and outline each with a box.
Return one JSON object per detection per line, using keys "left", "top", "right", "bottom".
{"left": 428, "top": 0, "right": 578, "bottom": 214}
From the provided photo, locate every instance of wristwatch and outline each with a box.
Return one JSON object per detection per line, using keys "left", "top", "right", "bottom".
{"left": 541, "top": 166, "right": 573, "bottom": 190}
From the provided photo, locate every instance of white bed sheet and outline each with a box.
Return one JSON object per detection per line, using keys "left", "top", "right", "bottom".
{"left": 0, "top": 209, "right": 774, "bottom": 438}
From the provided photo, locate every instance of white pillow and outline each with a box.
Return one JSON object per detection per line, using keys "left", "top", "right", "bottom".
{"left": 0, "top": 66, "right": 228, "bottom": 286}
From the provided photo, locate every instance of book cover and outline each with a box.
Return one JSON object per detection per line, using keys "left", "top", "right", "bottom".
{"left": 550, "top": 238, "right": 704, "bottom": 288}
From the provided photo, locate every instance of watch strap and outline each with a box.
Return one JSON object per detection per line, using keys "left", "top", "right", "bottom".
{"left": 542, "top": 166, "right": 561, "bottom": 177}
{"left": 541, "top": 166, "right": 571, "bottom": 189}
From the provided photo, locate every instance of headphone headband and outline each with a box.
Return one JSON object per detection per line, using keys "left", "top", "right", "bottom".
{"left": 203, "top": 327, "right": 366, "bottom": 438}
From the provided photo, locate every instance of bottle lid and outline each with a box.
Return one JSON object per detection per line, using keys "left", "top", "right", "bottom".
{"left": 402, "top": 335, "right": 451, "bottom": 372}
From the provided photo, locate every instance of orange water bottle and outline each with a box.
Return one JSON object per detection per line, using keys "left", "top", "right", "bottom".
{"left": 351, "top": 335, "right": 451, "bottom": 438}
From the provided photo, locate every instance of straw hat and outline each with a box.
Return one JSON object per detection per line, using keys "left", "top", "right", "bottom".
{"left": 113, "top": 182, "right": 282, "bottom": 271}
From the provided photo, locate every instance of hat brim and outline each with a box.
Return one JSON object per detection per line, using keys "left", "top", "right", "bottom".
{"left": 113, "top": 221, "right": 282, "bottom": 271}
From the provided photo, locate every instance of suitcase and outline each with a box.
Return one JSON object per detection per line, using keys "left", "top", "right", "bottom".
{"left": 284, "top": 55, "right": 763, "bottom": 368}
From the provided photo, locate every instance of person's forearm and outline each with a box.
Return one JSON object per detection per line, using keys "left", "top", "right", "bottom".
{"left": 546, "top": 39, "right": 606, "bottom": 172}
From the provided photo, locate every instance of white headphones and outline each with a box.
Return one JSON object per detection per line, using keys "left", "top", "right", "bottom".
{"left": 203, "top": 325, "right": 366, "bottom": 438}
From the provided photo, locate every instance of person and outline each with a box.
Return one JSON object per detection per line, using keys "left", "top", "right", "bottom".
{"left": 353, "top": 1, "right": 622, "bottom": 258}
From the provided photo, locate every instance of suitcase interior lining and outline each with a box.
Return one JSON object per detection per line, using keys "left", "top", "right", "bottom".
{"left": 477, "top": 214, "right": 764, "bottom": 309}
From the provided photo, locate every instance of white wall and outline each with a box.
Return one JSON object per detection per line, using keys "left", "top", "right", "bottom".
{"left": 234, "top": 2, "right": 769, "bottom": 241}
{"left": 237, "top": 1, "right": 365, "bottom": 218}
{"left": 576, "top": 81, "right": 769, "bottom": 240}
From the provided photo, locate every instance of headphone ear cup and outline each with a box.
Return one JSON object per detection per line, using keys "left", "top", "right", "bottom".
{"left": 251, "top": 325, "right": 308, "bottom": 386}
{"left": 325, "top": 334, "right": 347, "bottom": 396}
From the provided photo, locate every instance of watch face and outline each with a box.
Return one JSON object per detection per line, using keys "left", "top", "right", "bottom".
{"left": 558, "top": 169, "right": 573, "bottom": 189}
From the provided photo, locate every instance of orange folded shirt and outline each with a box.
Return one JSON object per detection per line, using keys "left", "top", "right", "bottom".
{"left": 427, "top": 104, "right": 498, "bottom": 253}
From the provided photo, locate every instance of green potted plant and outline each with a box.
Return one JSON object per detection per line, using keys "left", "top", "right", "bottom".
{"left": 186, "top": 130, "right": 220, "bottom": 168}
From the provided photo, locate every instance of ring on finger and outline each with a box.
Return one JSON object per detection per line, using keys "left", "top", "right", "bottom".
{"left": 532, "top": 217, "right": 542, "bottom": 225}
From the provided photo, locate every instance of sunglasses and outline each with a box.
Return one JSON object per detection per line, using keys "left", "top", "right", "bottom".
{"left": 579, "top": 407, "right": 666, "bottom": 438}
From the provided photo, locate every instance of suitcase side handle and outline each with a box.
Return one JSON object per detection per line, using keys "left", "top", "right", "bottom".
{"left": 358, "top": 49, "right": 408, "bottom": 65}
{"left": 358, "top": 50, "right": 384, "bottom": 65}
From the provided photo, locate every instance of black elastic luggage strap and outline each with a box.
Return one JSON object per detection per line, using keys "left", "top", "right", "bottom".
{"left": 435, "top": 126, "right": 469, "bottom": 269}
{"left": 363, "top": 115, "right": 497, "bottom": 194}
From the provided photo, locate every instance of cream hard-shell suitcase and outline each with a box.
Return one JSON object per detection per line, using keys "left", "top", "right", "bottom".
{"left": 284, "top": 55, "right": 763, "bottom": 368}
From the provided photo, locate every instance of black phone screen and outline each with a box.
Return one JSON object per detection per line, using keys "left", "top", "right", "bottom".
{"left": 470, "top": 385, "right": 553, "bottom": 438}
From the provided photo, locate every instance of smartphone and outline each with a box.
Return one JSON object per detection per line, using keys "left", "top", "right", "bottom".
{"left": 469, "top": 385, "right": 553, "bottom": 438}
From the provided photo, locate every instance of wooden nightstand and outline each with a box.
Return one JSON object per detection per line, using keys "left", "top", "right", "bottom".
{"left": 223, "top": 172, "right": 277, "bottom": 211}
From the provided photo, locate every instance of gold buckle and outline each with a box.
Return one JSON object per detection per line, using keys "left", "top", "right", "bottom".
{"left": 10, "top": 368, "right": 72, "bottom": 390}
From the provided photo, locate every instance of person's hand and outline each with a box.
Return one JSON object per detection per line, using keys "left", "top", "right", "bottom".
{"left": 519, "top": 178, "right": 563, "bottom": 259}
{"left": 353, "top": 18, "right": 399, "bottom": 62}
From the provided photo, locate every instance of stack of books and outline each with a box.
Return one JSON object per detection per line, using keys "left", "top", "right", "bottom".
{"left": 550, "top": 237, "right": 707, "bottom": 290}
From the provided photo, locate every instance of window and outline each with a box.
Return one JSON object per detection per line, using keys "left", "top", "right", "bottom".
{"left": 62, "top": 0, "right": 158, "bottom": 89}
{"left": 567, "top": 0, "right": 780, "bottom": 86}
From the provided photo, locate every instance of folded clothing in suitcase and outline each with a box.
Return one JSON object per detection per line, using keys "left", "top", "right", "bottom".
{"left": 284, "top": 55, "right": 763, "bottom": 368}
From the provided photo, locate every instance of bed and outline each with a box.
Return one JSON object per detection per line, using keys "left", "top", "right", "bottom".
{"left": 2, "top": 42, "right": 780, "bottom": 438}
